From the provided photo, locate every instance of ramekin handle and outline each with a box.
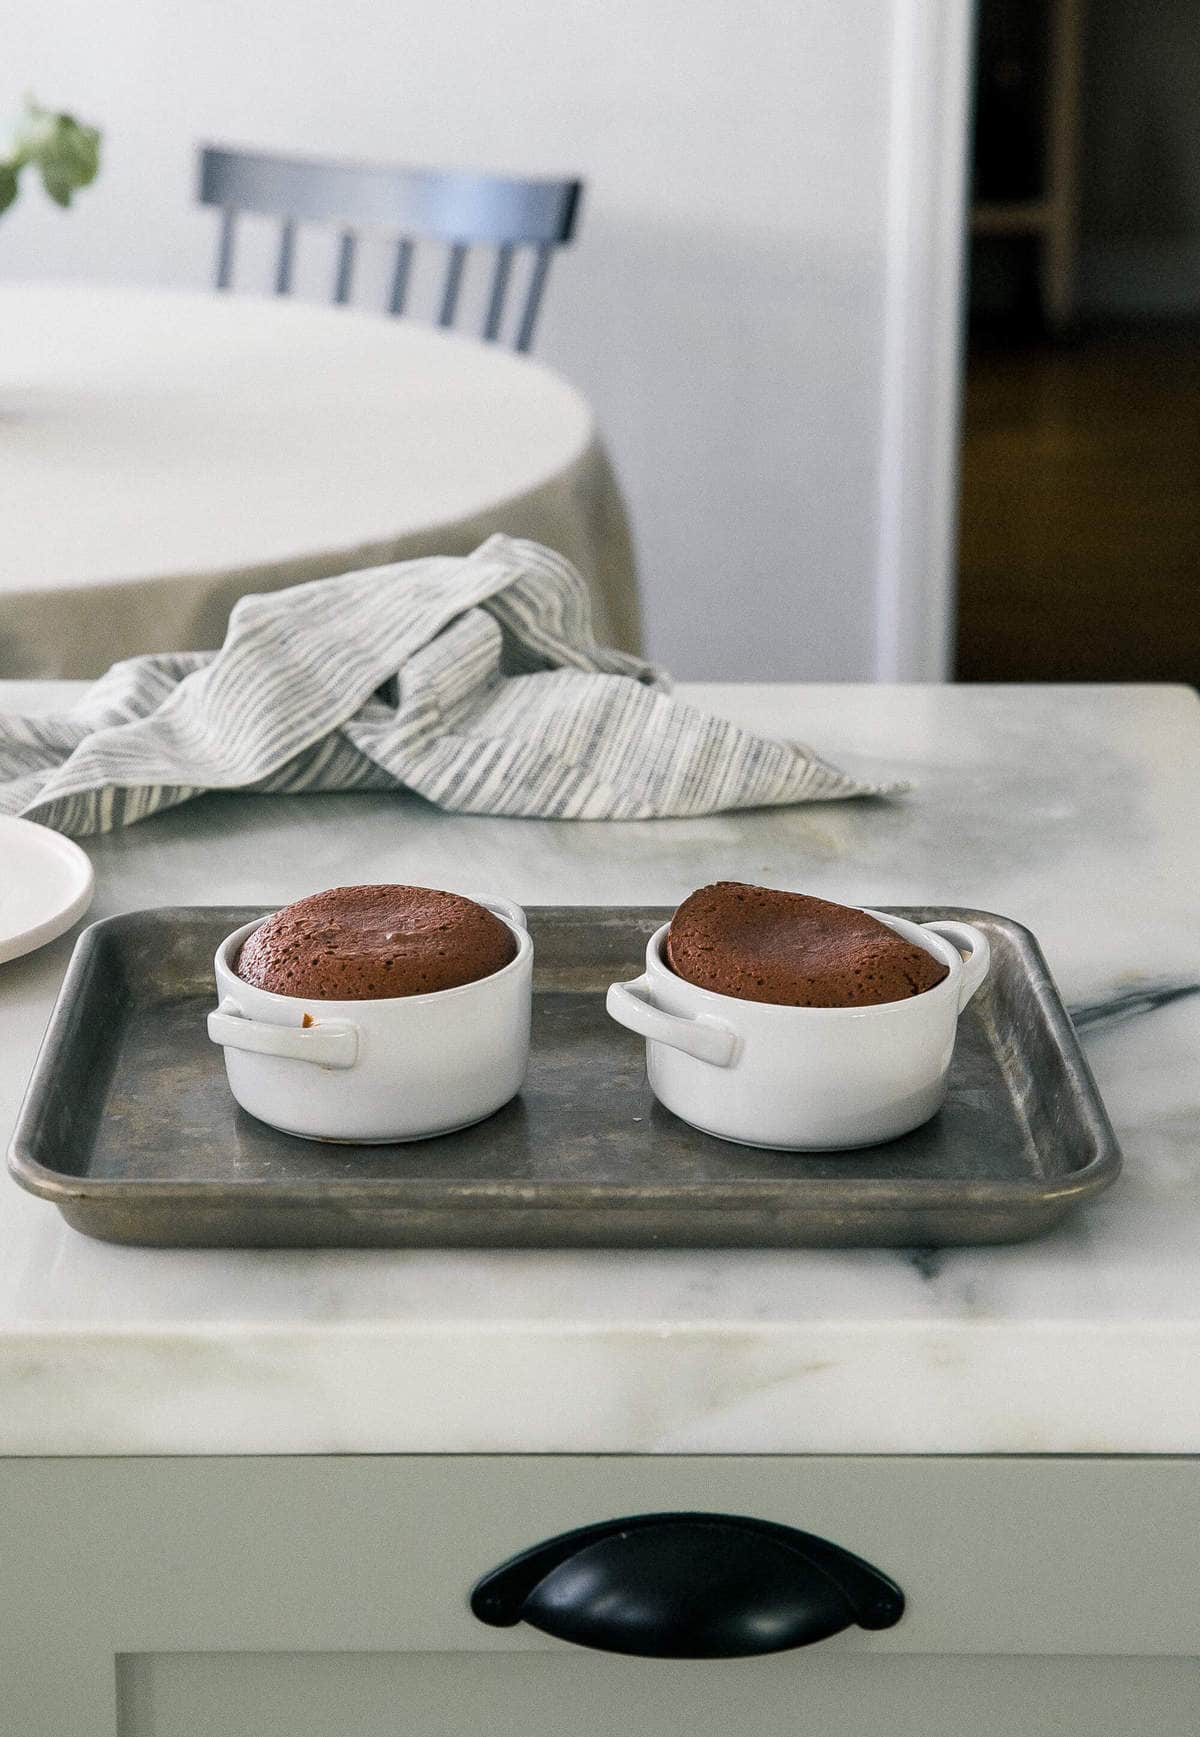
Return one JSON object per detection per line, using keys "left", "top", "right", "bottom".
{"left": 482, "top": 896, "right": 528, "bottom": 933}
{"left": 921, "top": 921, "right": 991, "bottom": 1012}
{"left": 207, "top": 997, "right": 359, "bottom": 1069}
{"left": 605, "top": 976, "right": 738, "bottom": 1067}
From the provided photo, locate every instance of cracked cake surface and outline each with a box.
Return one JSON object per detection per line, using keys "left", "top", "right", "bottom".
{"left": 665, "top": 882, "right": 948, "bottom": 1007}
{"left": 236, "top": 885, "right": 516, "bottom": 1000}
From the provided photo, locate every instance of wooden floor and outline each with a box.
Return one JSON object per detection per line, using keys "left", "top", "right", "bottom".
{"left": 955, "top": 326, "right": 1200, "bottom": 681}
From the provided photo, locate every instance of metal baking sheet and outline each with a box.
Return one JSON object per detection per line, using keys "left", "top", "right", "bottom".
{"left": 8, "top": 905, "right": 1121, "bottom": 1248}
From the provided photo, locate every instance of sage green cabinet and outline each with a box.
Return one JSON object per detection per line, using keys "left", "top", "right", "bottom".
{"left": 3, "top": 1456, "right": 1197, "bottom": 1735}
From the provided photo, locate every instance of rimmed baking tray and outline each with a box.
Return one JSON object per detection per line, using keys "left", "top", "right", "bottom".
{"left": 8, "top": 905, "right": 1120, "bottom": 1248}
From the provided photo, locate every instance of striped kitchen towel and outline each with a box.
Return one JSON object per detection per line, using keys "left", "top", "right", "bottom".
{"left": 0, "top": 536, "right": 906, "bottom": 837}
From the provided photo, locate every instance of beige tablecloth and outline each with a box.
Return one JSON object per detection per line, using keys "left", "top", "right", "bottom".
{"left": 0, "top": 284, "right": 639, "bottom": 677}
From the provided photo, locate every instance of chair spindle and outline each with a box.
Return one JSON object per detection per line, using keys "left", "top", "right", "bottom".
{"left": 215, "top": 208, "right": 237, "bottom": 291}
{"left": 514, "top": 242, "right": 553, "bottom": 353}
{"left": 483, "top": 243, "right": 515, "bottom": 342}
{"left": 439, "top": 242, "right": 468, "bottom": 328}
{"left": 389, "top": 238, "right": 415, "bottom": 316}
{"left": 333, "top": 229, "right": 357, "bottom": 305}
{"left": 275, "top": 218, "right": 297, "bottom": 295}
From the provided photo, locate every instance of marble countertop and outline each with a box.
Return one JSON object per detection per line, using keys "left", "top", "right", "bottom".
{"left": 1, "top": 681, "right": 1198, "bottom": 1456}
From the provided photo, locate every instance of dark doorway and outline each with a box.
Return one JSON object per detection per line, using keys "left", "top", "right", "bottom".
{"left": 956, "top": 0, "right": 1200, "bottom": 682}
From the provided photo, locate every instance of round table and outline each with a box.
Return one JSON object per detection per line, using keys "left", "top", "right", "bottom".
{"left": 0, "top": 284, "right": 639, "bottom": 678}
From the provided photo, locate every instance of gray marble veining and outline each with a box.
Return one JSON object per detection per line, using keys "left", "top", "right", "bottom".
{"left": 0, "top": 681, "right": 1198, "bottom": 1454}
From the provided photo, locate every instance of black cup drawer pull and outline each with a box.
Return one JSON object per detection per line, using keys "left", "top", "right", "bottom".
{"left": 471, "top": 1511, "right": 904, "bottom": 1658}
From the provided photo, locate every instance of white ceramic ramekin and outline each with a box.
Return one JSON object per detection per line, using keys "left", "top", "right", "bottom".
{"left": 606, "top": 910, "right": 990, "bottom": 1150}
{"left": 208, "top": 897, "right": 531, "bottom": 1143}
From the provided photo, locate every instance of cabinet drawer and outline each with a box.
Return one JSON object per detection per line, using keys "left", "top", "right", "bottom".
{"left": 2, "top": 1456, "right": 1198, "bottom": 1735}
{"left": 118, "top": 1651, "right": 1200, "bottom": 1737}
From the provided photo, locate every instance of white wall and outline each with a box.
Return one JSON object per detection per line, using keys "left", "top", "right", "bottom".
{"left": 3, "top": 0, "right": 967, "bottom": 680}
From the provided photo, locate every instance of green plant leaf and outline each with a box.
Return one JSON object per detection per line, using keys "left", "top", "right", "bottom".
{"left": 36, "top": 112, "right": 101, "bottom": 206}
{"left": 2, "top": 100, "right": 101, "bottom": 214}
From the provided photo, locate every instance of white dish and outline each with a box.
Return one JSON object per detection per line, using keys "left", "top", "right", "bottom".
{"left": 0, "top": 816, "right": 95, "bottom": 965}
{"left": 207, "top": 897, "right": 533, "bottom": 1143}
{"left": 606, "top": 909, "right": 991, "bottom": 1150}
